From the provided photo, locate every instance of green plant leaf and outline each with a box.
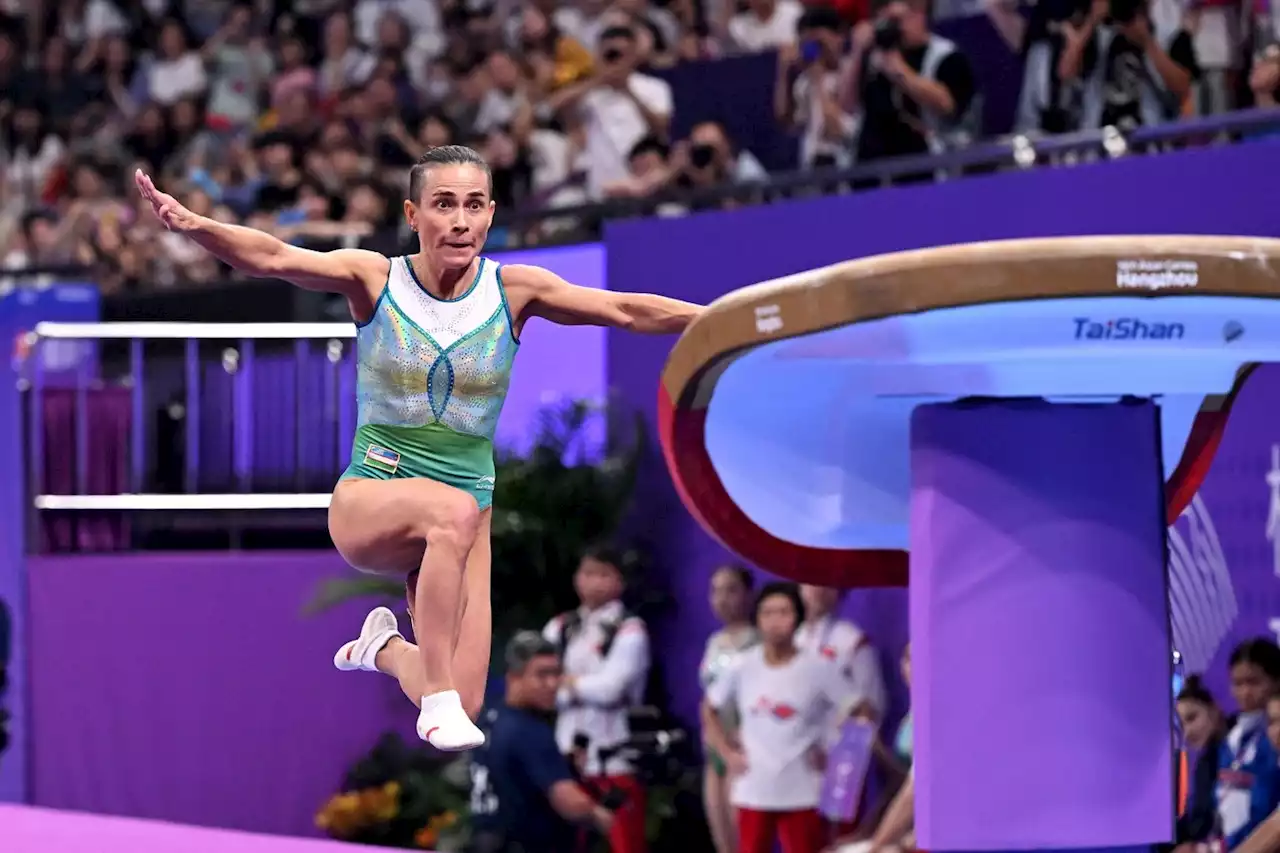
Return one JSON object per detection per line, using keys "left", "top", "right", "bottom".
{"left": 303, "top": 575, "right": 405, "bottom": 615}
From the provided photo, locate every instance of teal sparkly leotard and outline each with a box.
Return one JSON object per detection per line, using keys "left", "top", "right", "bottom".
{"left": 340, "top": 256, "right": 519, "bottom": 509}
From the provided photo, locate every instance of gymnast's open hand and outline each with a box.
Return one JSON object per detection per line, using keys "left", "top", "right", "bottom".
{"left": 135, "top": 169, "right": 200, "bottom": 233}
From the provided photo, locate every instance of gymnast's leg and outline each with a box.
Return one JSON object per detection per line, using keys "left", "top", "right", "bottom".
{"left": 367, "top": 512, "right": 491, "bottom": 719}
{"left": 328, "top": 478, "right": 484, "bottom": 750}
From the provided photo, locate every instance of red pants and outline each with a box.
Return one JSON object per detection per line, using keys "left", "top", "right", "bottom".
{"left": 585, "top": 774, "right": 647, "bottom": 853}
{"left": 738, "top": 807, "right": 824, "bottom": 853}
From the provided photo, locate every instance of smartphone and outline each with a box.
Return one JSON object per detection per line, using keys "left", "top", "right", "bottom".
{"left": 800, "top": 39, "right": 822, "bottom": 63}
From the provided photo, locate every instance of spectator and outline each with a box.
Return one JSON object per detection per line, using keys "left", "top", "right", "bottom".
{"left": 316, "top": 11, "right": 373, "bottom": 99}
{"left": 703, "top": 581, "right": 855, "bottom": 853}
{"left": 840, "top": 0, "right": 978, "bottom": 167}
{"left": 776, "top": 6, "right": 857, "bottom": 169}
{"left": 729, "top": 0, "right": 806, "bottom": 54}
{"left": 147, "top": 18, "right": 208, "bottom": 107}
{"left": 699, "top": 564, "right": 760, "bottom": 853}
{"left": 672, "top": 120, "right": 769, "bottom": 195}
{"left": 548, "top": 24, "right": 674, "bottom": 199}
{"left": 204, "top": 5, "right": 274, "bottom": 131}
{"left": 1174, "top": 674, "right": 1226, "bottom": 849}
{"left": 795, "top": 585, "right": 886, "bottom": 725}
{"left": 602, "top": 135, "right": 674, "bottom": 199}
{"left": 475, "top": 49, "right": 534, "bottom": 135}
{"left": 269, "top": 34, "right": 317, "bottom": 111}
{"left": 514, "top": 6, "right": 595, "bottom": 90}
{"left": 1217, "top": 638, "right": 1280, "bottom": 850}
{"left": 2, "top": 106, "right": 64, "bottom": 206}
{"left": 1186, "top": 0, "right": 1244, "bottom": 114}
{"left": 1, "top": 210, "right": 62, "bottom": 272}
{"left": 36, "top": 34, "right": 95, "bottom": 127}
{"left": 1057, "top": 0, "right": 1197, "bottom": 130}
{"left": 1248, "top": 43, "right": 1280, "bottom": 108}
{"left": 984, "top": 0, "right": 1091, "bottom": 134}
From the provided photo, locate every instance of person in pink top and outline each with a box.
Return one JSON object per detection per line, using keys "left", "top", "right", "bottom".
{"left": 702, "top": 582, "right": 857, "bottom": 853}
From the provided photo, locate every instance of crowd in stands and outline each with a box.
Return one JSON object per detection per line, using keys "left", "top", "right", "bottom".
{"left": 0, "top": 0, "right": 1277, "bottom": 290}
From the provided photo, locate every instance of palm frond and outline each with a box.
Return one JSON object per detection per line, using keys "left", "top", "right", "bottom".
{"left": 304, "top": 575, "right": 406, "bottom": 615}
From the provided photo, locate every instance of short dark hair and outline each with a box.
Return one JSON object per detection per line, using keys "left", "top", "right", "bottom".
{"left": 407, "top": 145, "right": 492, "bottom": 202}
{"left": 713, "top": 563, "right": 754, "bottom": 590}
{"left": 753, "top": 581, "right": 805, "bottom": 625}
{"left": 629, "top": 135, "right": 669, "bottom": 162}
{"left": 599, "top": 25, "right": 636, "bottom": 43}
{"left": 798, "top": 6, "right": 843, "bottom": 32}
{"left": 1176, "top": 673, "right": 1216, "bottom": 706}
{"left": 505, "top": 630, "right": 557, "bottom": 673}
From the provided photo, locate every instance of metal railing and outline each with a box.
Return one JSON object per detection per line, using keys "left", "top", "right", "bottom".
{"left": 25, "top": 322, "right": 359, "bottom": 514}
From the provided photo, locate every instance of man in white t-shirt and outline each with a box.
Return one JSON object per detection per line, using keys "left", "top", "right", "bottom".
{"left": 729, "top": 0, "right": 805, "bottom": 54}
{"left": 703, "top": 582, "right": 854, "bottom": 853}
{"left": 547, "top": 24, "right": 673, "bottom": 199}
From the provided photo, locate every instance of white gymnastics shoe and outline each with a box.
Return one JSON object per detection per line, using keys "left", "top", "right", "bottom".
{"left": 334, "top": 607, "right": 402, "bottom": 673}
{"left": 417, "top": 690, "right": 485, "bottom": 751}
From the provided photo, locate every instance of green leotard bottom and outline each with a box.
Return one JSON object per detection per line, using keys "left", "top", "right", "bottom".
{"left": 340, "top": 422, "right": 496, "bottom": 510}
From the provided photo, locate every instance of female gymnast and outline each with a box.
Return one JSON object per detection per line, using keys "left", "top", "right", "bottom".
{"left": 134, "top": 145, "right": 701, "bottom": 751}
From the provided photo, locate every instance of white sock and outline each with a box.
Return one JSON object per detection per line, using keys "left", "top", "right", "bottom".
{"left": 416, "top": 690, "right": 484, "bottom": 751}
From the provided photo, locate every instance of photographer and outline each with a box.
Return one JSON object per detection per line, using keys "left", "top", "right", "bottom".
{"left": 1057, "top": 0, "right": 1197, "bottom": 130}
{"left": 775, "top": 6, "right": 858, "bottom": 169}
{"left": 543, "top": 547, "right": 651, "bottom": 853}
{"left": 838, "top": 0, "right": 977, "bottom": 171}
{"left": 469, "top": 632, "right": 614, "bottom": 853}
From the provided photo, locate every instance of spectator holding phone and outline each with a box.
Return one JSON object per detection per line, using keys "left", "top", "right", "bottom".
{"left": 546, "top": 23, "right": 673, "bottom": 199}
{"left": 775, "top": 6, "right": 856, "bottom": 169}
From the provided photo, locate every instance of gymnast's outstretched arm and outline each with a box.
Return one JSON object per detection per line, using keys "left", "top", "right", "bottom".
{"left": 134, "top": 169, "right": 388, "bottom": 297}
{"left": 500, "top": 263, "right": 702, "bottom": 334}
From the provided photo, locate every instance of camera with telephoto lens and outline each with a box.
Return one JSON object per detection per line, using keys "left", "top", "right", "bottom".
{"left": 873, "top": 17, "right": 903, "bottom": 50}
{"left": 590, "top": 706, "right": 697, "bottom": 792}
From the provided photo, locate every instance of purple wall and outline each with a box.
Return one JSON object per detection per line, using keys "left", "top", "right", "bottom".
{"left": 605, "top": 138, "right": 1280, "bottom": 730}
{"left": 26, "top": 552, "right": 415, "bottom": 838}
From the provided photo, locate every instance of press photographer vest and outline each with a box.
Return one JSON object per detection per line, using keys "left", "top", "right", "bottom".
{"left": 556, "top": 607, "right": 635, "bottom": 661}
{"left": 555, "top": 608, "right": 666, "bottom": 709}
{"left": 916, "top": 35, "right": 983, "bottom": 154}
{"left": 1080, "top": 26, "right": 1176, "bottom": 130}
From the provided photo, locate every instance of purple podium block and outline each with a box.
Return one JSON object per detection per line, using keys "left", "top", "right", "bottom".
{"left": 910, "top": 400, "right": 1174, "bottom": 850}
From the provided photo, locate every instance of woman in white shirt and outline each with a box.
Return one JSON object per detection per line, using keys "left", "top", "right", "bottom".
{"left": 704, "top": 582, "right": 855, "bottom": 853}
{"left": 147, "top": 19, "right": 208, "bottom": 107}
{"left": 700, "top": 564, "right": 760, "bottom": 853}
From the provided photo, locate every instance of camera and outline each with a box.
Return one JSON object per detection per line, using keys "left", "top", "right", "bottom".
{"left": 589, "top": 707, "right": 696, "bottom": 791}
{"left": 602, "top": 47, "right": 624, "bottom": 63}
{"left": 873, "top": 17, "right": 902, "bottom": 50}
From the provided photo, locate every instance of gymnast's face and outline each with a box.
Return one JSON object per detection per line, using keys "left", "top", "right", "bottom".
{"left": 405, "top": 164, "right": 495, "bottom": 271}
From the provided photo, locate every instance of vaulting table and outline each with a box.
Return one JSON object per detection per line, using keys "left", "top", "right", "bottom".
{"left": 657, "top": 236, "right": 1280, "bottom": 852}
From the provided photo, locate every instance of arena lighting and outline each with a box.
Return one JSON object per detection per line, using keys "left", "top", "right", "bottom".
{"left": 33, "top": 493, "right": 333, "bottom": 511}
{"left": 33, "top": 321, "right": 355, "bottom": 340}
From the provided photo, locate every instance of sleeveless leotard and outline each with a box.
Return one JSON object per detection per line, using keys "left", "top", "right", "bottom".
{"left": 340, "top": 255, "right": 519, "bottom": 509}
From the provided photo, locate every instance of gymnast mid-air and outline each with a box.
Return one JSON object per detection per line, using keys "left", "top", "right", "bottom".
{"left": 135, "top": 145, "right": 701, "bottom": 750}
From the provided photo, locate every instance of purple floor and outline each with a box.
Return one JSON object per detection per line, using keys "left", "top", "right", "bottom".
{"left": 0, "top": 805, "right": 409, "bottom": 853}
